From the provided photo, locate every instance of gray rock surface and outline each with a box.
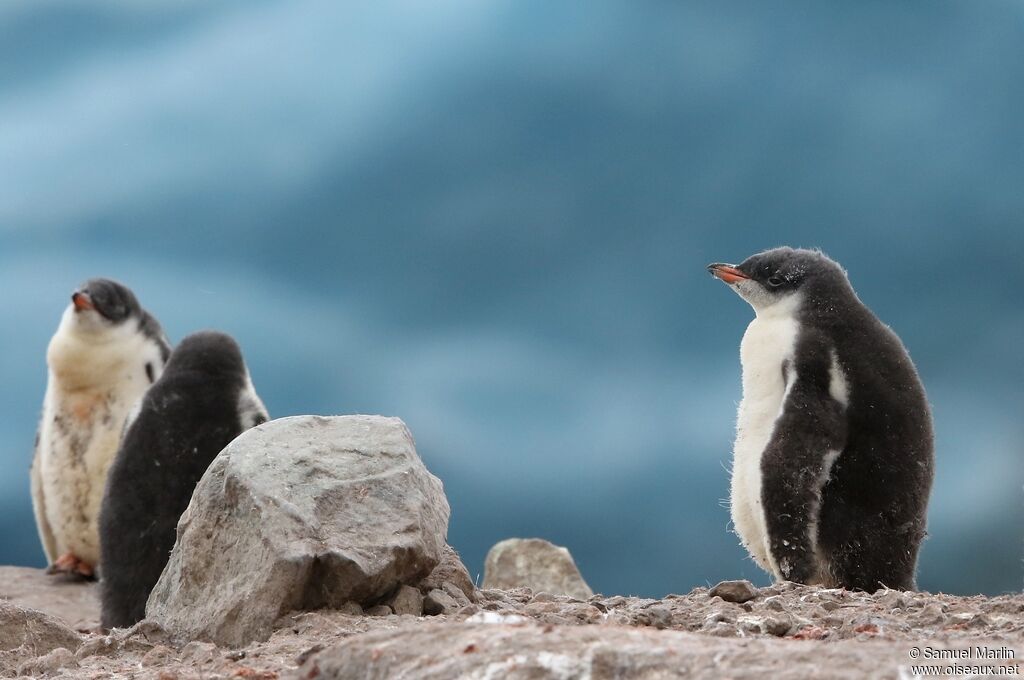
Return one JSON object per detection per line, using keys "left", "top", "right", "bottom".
{"left": 709, "top": 579, "right": 759, "bottom": 604}
{"left": 389, "top": 585, "right": 424, "bottom": 616}
{"left": 147, "top": 415, "right": 450, "bottom": 647}
{"left": 483, "top": 538, "right": 593, "bottom": 599}
{"left": 2, "top": 568, "right": 1022, "bottom": 679}
{"left": 0, "top": 601, "right": 82, "bottom": 677}
{"left": 290, "top": 619, "right": 1004, "bottom": 680}
{"left": 419, "top": 543, "right": 477, "bottom": 601}
{"left": 16, "top": 646, "right": 78, "bottom": 677}
{"left": 423, "top": 589, "right": 459, "bottom": 616}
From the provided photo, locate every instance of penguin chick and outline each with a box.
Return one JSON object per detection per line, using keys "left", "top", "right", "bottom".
{"left": 708, "top": 247, "right": 934, "bottom": 592}
{"left": 99, "top": 330, "right": 268, "bottom": 629}
{"left": 31, "top": 279, "right": 171, "bottom": 579}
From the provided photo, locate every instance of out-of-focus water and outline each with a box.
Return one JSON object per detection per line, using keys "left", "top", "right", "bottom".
{"left": 1, "top": 0, "right": 1021, "bottom": 595}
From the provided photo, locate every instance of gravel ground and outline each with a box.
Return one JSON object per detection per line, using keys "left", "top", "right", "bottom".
{"left": 1, "top": 566, "right": 1020, "bottom": 679}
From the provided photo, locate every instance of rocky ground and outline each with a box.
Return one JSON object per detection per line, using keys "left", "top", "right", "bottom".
{"left": 1, "top": 565, "right": 1021, "bottom": 679}
{"left": 7, "top": 417, "right": 1021, "bottom": 678}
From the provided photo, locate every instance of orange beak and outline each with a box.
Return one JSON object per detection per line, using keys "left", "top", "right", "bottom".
{"left": 707, "top": 263, "right": 750, "bottom": 284}
{"left": 72, "top": 291, "right": 94, "bottom": 312}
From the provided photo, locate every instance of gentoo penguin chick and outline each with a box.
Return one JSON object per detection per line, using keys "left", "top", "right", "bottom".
{"left": 708, "top": 247, "right": 933, "bottom": 592}
{"left": 31, "top": 279, "right": 171, "bottom": 578}
{"left": 99, "top": 331, "right": 268, "bottom": 629}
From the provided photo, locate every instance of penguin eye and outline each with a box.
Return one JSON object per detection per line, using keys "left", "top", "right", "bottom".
{"left": 767, "top": 275, "right": 784, "bottom": 287}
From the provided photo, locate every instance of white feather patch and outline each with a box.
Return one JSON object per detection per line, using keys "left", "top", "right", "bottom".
{"left": 828, "top": 349, "right": 849, "bottom": 407}
{"left": 731, "top": 294, "right": 801, "bottom": 579}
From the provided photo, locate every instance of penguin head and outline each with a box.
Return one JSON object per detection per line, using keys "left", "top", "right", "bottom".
{"left": 707, "top": 247, "right": 848, "bottom": 314}
{"left": 69, "top": 278, "right": 143, "bottom": 329}
{"left": 163, "top": 331, "right": 270, "bottom": 430}
{"left": 164, "top": 331, "right": 247, "bottom": 379}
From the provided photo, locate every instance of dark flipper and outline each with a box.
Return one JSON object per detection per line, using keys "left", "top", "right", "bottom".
{"left": 761, "top": 330, "right": 847, "bottom": 584}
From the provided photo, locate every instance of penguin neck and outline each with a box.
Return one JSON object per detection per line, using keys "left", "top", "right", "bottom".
{"left": 47, "top": 313, "right": 145, "bottom": 392}
{"left": 752, "top": 292, "right": 802, "bottom": 321}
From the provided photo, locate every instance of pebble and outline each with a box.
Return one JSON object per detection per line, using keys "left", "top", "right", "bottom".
{"left": 424, "top": 589, "right": 460, "bottom": 615}
{"left": 709, "top": 580, "right": 759, "bottom": 604}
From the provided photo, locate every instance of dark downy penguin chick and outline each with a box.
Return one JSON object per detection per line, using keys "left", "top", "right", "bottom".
{"left": 708, "top": 247, "right": 933, "bottom": 592}
{"left": 31, "top": 278, "right": 171, "bottom": 579}
{"left": 99, "top": 331, "right": 268, "bottom": 629}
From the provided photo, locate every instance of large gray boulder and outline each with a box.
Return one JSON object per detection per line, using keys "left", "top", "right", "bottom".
{"left": 483, "top": 538, "right": 593, "bottom": 599}
{"left": 147, "top": 415, "right": 450, "bottom": 647}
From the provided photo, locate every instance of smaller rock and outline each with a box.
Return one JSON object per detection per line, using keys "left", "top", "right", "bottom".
{"left": 703, "top": 611, "right": 733, "bottom": 629}
{"left": 822, "top": 615, "right": 844, "bottom": 628}
{"left": 764, "top": 616, "right": 792, "bottom": 637}
{"left": 365, "top": 605, "right": 393, "bottom": 617}
{"left": 531, "top": 592, "right": 557, "bottom": 603}
{"left": 476, "top": 589, "right": 506, "bottom": 602}
{"left": 423, "top": 589, "right": 460, "bottom": 615}
{"left": 820, "top": 600, "right": 840, "bottom": 612}
{"left": 390, "top": 586, "right": 424, "bottom": 616}
{"left": 706, "top": 622, "right": 736, "bottom": 637}
{"left": 912, "top": 603, "right": 946, "bottom": 627}
{"left": 296, "top": 644, "right": 325, "bottom": 666}
{"left": 641, "top": 606, "right": 672, "bottom": 630}
{"left": 442, "top": 583, "right": 472, "bottom": 608}
{"left": 791, "top": 625, "right": 828, "bottom": 640}
{"left": 457, "top": 604, "right": 480, "bottom": 617}
{"left": 878, "top": 591, "right": 906, "bottom": 610}
{"left": 762, "top": 596, "right": 786, "bottom": 612}
{"left": 954, "top": 612, "right": 992, "bottom": 629}
{"left": 709, "top": 580, "right": 758, "bottom": 604}
{"left": 141, "top": 645, "right": 176, "bottom": 666}
{"left": 74, "top": 635, "right": 118, "bottom": 660}
{"left": 180, "top": 640, "right": 218, "bottom": 664}
{"left": 737, "top": 615, "right": 767, "bottom": 635}
{"left": 568, "top": 604, "right": 603, "bottom": 625}
{"left": 337, "top": 602, "right": 363, "bottom": 616}
{"left": 603, "top": 611, "right": 633, "bottom": 626}
{"left": 482, "top": 538, "right": 593, "bottom": 599}
{"left": 17, "top": 647, "right": 78, "bottom": 677}
{"left": 419, "top": 544, "right": 477, "bottom": 602}
{"left": 124, "top": 619, "right": 171, "bottom": 641}
{"left": 503, "top": 587, "right": 535, "bottom": 603}
{"left": 0, "top": 601, "right": 83, "bottom": 669}
{"left": 525, "top": 601, "right": 561, "bottom": 614}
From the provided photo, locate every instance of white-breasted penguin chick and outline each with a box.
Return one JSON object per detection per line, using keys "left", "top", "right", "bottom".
{"left": 708, "top": 247, "right": 933, "bottom": 592}
{"left": 99, "top": 331, "right": 268, "bottom": 629}
{"left": 31, "top": 279, "right": 171, "bottom": 578}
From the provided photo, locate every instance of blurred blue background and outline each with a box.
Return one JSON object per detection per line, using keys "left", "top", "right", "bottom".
{"left": 1, "top": 0, "right": 1021, "bottom": 596}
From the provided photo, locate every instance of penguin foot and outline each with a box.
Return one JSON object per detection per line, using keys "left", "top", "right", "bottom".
{"left": 47, "top": 553, "right": 95, "bottom": 579}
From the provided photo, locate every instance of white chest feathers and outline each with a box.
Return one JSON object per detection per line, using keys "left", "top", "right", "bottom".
{"left": 33, "top": 311, "right": 167, "bottom": 566}
{"left": 730, "top": 304, "right": 800, "bottom": 576}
